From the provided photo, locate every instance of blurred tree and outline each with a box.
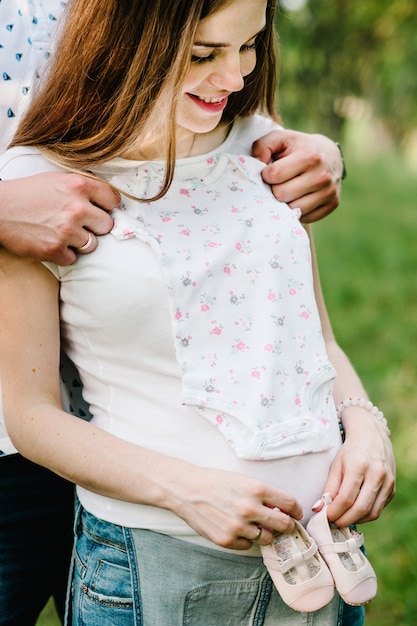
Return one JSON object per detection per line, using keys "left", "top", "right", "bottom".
{"left": 276, "top": 0, "right": 417, "bottom": 144}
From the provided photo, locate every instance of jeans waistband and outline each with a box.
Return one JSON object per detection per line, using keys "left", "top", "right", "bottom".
{"left": 74, "top": 499, "right": 127, "bottom": 552}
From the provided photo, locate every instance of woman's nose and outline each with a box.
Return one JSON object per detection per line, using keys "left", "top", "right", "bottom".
{"left": 209, "top": 56, "right": 245, "bottom": 93}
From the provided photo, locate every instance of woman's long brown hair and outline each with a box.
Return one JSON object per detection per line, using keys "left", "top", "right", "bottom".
{"left": 11, "top": 0, "right": 279, "bottom": 199}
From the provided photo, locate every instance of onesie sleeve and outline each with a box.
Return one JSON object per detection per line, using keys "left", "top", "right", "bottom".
{"left": 225, "top": 114, "right": 283, "bottom": 156}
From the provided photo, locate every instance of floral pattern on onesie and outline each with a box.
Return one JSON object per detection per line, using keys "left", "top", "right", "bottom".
{"left": 107, "top": 153, "right": 337, "bottom": 461}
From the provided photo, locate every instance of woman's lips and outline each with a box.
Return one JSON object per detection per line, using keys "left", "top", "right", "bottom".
{"left": 187, "top": 93, "right": 229, "bottom": 113}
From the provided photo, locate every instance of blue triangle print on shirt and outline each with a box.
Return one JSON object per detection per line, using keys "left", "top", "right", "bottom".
{"left": 3, "top": 72, "right": 11, "bottom": 80}
{"left": 16, "top": 53, "right": 23, "bottom": 61}
{"left": 7, "top": 109, "right": 15, "bottom": 118}
{"left": 6, "top": 24, "right": 13, "bottom": 31}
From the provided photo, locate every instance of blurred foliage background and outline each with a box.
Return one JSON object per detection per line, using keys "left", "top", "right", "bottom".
{"left": 276, "top": 0, "right": 417, "bottom": 153}
{"left": 37, "top": 1, "right": 417, "bottom": 625}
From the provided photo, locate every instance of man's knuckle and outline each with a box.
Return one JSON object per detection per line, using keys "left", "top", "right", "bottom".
{"left": 65, "top": 173, "right": 92, "bottom": 195}
{"left": 54, "top": 221, "right": 77, "bottom": 239}
{"left": 236, "top": 501, "right": 256, "bottom": 520}
{"left": 317, "top": 168, "right": 333, "bottom": 187}
{"left": 40, "top": 240, "right": 67, "bottom": 261}
{"left": 63, "top": 200, "right": 88, "bottom": 221}
{"left": 300, "top": 148, "right": 320, "bottom": 167}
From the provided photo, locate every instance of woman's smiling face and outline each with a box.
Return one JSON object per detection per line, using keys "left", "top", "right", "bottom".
{"left": 177, "top": 0, "right": 267, "bottom": 142}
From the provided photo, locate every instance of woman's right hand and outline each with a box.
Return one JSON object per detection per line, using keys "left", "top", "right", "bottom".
{"left": 317, "top": 406, "right": 395, "bottom": 527}
{"left": 169, "top": 465, "right": 303, "bottom": 550}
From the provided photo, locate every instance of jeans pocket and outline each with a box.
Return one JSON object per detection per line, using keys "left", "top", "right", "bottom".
{"left": 184, "top": 578, "right": 264, "bottom": 626}
{"left": 72, "top": 517, "right": 134, "bottom": 626}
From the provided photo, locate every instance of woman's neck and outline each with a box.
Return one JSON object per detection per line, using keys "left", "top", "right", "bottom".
{"left": 121, "top": 121, "right": 231, "bottom": 161}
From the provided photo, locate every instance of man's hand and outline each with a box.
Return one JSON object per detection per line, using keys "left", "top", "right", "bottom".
{"left": 252, "top": 129, "right": 344, "bottom": 223}
{"left": 0, "top": 172, "right": 120, "bottom": 265}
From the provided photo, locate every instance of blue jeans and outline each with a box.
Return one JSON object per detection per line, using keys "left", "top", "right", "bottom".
{"left": 339, "top": 602, "right": 365, "bottom": 626}
{"left": 0, "top": 453, "right": 74, "bottom": 625}
{"left": 71, "top": 503, "right": 341, "bottom": 626}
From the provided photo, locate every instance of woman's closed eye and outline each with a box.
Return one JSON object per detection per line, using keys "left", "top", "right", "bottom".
{"left": 191, "top": 52, "right": 216, "bottom": 65}
{"left": 240, "top": 41, "right": 257, "bottom": 53}
{"left": 191, "top": 38, "right": 258, "bottom": 65}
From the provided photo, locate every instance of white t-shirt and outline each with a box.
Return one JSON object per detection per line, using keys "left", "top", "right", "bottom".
{"left": 0, "top": 116, "right": 342, "bottom": 542}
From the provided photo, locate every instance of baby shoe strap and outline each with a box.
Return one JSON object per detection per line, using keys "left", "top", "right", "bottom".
{"left": 265, "top": 537, "right": 319, "bottom": 574}
{"left": 319, "top": 533, "right": 365, "bottom": 569}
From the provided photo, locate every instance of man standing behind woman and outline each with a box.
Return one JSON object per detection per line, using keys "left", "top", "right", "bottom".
{"left": 0, "top": 0, "right": 394, "bottom": 624}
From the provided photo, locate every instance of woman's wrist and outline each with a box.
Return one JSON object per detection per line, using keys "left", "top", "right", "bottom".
{"left": 337, "top": 396, "right": 390, "bottom": 438}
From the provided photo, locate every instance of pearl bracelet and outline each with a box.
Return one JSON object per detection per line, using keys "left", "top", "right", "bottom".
{"left": 336, "top": 397, "right": 390, "bottom": 436}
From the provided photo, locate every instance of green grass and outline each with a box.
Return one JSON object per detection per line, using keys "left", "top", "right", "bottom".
{"left": 36, "top": 597, "right": 60, "bottom": 626}
{"left": 36, "top": 154, "right": 417, "bottom": 625}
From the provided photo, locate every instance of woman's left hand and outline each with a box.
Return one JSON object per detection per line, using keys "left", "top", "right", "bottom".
{"left": 252, "top": 129, "right": 343, "bottom": 223}
{"left": 315, "top": 407, "right": 396, "bottom": 527}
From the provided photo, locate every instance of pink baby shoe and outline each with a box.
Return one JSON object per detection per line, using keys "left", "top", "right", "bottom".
{"left": 307, "top": 493, "right": 377, "bottom": 606}
{"left": 261, "top": 519, "right": 335, "bottom": 612}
